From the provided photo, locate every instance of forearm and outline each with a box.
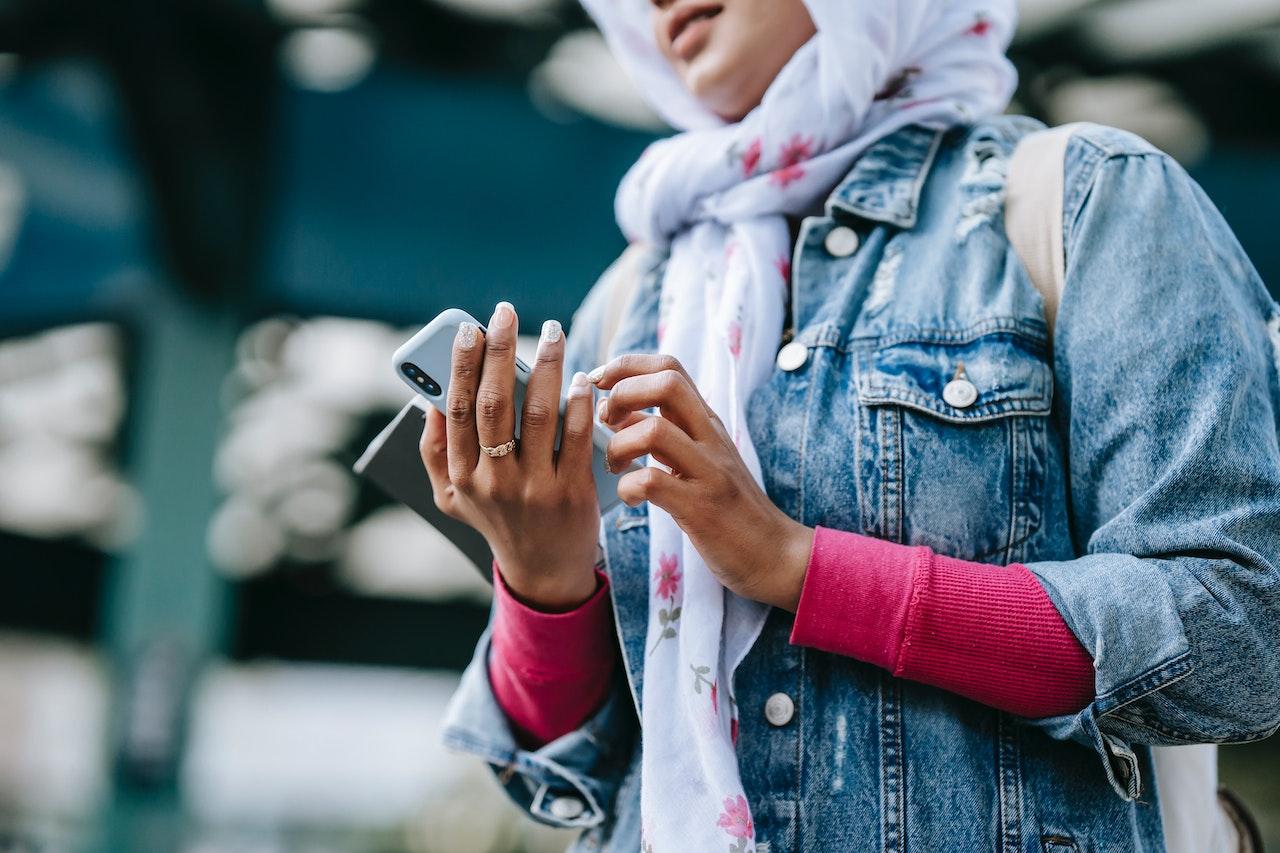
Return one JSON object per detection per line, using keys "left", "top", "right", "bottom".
{"left": 790, "top": 526, "right": 1095, "bottom": 718}
{"left": 488, "top": 563, "right": 619, "bottom": 747}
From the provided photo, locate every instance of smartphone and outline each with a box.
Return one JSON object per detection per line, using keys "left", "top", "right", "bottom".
{"left": 393, "top": 308, "right": 637, "bottom": 513}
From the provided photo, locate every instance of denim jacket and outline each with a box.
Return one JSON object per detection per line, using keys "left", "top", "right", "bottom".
{"left": 441, "top": 117, "right": 1280, "bottom": 852}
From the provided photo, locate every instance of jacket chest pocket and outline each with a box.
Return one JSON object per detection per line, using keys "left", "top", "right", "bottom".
{"left": 853, "top": 330, "right": 1052, "bottom": 563}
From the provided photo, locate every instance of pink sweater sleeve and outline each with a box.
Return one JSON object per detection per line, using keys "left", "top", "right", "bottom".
{"left": 487, "top": 564, "right": 617, "bottom": 748}
{"left": 790, "top": 526, "right": 1095, "bottom": 718}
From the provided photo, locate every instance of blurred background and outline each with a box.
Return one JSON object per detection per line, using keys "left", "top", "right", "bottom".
{"left": 0, "top": 0, "right": 1276, "bottom": 850}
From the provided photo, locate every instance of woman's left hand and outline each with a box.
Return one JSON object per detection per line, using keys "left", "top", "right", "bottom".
{"left": 590, "top": 354, "right": 814, "bottom": 612}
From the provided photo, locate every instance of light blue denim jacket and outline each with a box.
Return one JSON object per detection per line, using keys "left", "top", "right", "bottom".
{"left": 441, "top": 117, "right": 1280, "bottom": 852}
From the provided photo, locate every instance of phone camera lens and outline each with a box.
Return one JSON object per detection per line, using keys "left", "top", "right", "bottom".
{"left": 402, "top": 362, "right": 441, "bottom": 396}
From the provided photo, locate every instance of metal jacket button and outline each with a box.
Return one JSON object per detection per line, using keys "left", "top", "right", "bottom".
{"left": 548, "top": 796, "right": 585, "bottom": 820}
{"left": 776, "top": 341, "right": 808, "bottom": 372}
{"left": 823, "top": 226, "right": 860, "bottom": 257}
{"left": 764, "top": 692, "right": 795, "bottom": 726}
{"left": 942, "top": 377, "right": 978, "bottom": 408}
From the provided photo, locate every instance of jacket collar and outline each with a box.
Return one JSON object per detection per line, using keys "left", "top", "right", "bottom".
{"left": 825, "top": 124, "right": 947, "bottom": 230}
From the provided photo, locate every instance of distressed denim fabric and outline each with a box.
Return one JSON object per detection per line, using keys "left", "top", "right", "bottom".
{"left": 440, "top": 117, "right": 1280, "bottom": 852}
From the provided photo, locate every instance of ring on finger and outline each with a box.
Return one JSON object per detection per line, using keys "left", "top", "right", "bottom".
{"left": 480, "top": 437, "right": 517, "bottom": 458}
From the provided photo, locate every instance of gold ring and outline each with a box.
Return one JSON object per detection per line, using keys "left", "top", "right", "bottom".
{"left": 480, "top": 438, "right": 517, "bottom": 458}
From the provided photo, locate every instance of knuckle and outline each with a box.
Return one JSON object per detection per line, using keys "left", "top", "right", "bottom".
{"left": 520, "top": 481, "right": 544, "bottom": 507}
{"left": 484, "top": 336, "right": 514, "bottom": 358}
{"left": 638, "top": 466, "right": 661, "bottom": 494}
{"left": 642, "top": 416, "right": 665, "bottom": 445}
{"left": 452, "top": 358, "right": 477, "bottom": 382}
{"left": 564, "top": 413, "right": 591, "bottom": 441}
{"left": 521, "top": 400, "right": 555, "bottom": 431}
{"left": 475, "top": 388, "right": 508, "bottom": 421}
{"left": 535, "top": 345, "right": 563, "bottom": 367}
{"left": 446, "top": 393, "right": 472, "bottom": 423}
{"left": 708, "top": 470, "right": 735, "bottom": 502}
{"left": 432, "top": 487, "right": 454, "bottom": 515}
{"left": 485, "top": 473, "right": 517, "bottom": 503}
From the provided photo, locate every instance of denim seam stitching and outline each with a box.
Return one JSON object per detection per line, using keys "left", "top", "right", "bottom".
{"left": 1094, "top": 650, "right": 1195, "bottom": 716}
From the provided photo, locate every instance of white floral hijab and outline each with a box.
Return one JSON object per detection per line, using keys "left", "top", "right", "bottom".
{"left": 576, "top": 1, "right": 1018, "bottom": 849}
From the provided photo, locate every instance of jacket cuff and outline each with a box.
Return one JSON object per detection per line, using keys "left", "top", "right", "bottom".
{"left": 441, "top": 625, "right": 638, "bottom": 830}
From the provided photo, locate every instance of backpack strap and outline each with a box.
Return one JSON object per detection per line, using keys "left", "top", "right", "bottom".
{"left": 1004, "top": 123, "right": 1085, "bottom": 340}
{"left": 1007, "top": 126, "right": 1246, "bottom": 853}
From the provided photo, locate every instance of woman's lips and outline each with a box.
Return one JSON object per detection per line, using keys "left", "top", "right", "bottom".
{"left": 668, "top": 5, "right": 722, "bottom": 61}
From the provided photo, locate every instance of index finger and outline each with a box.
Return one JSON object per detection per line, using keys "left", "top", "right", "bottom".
{"left": 588, "top": 354, "right": 713, "bottom": 436}
{"left": 587, "top": 354, "right": 704, "bottom": 401}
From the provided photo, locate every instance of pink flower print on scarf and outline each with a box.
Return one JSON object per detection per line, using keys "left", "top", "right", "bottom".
{"left": 775, "top": 256, "right": 791, "bottom": 286}
{"left": 717, "top": 794, "right": 754, "bottom": 852}
{"left": 741, "top": 138, "right": 762, "bottom": 176}
{"left": 655, "top": 552, "right": 681, "bottom": 600}
{"left": 769, "top": 134, "right": 813, "bottom": 188}
{"left": 966, "top": 12, "right": 992, "bottom": 36}
{"left": 650, "top": 553, "right": 683, "bottom": 655}
{"left": 727, "top": 138, "right": 763, "bottom": 178}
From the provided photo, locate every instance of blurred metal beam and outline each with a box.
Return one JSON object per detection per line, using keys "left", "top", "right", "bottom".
{"left": 98, "top": 288, "right": 237, "bottom": 851}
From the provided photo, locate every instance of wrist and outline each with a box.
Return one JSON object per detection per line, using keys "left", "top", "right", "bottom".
{"left": 750, "top": 519, "right": 813, "bottom": 612}
{"left": 496, "top": 555, "right": 600, "bottom": 612}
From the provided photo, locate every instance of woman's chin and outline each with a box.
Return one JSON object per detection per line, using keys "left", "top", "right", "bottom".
{"left": 684, "top": 66, "right": 761, "bottom": 122}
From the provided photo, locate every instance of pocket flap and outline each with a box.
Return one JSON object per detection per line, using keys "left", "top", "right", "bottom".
{"left": 857, "top": 332, "right": 1053, "bottom": 423}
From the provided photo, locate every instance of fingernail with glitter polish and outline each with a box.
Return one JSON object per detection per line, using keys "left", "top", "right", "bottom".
{"left": 456, "top": 322, "right": 477, "bottom": 349}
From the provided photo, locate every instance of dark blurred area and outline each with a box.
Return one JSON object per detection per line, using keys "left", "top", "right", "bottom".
{"left": 0, "top": 1, "right": 1276, "bottom": 851}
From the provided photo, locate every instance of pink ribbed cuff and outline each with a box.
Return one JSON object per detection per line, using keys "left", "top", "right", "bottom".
{"left": 488, "top": 565, "right": 617, "bottom": 746}
{"left": 790, "top": 526, "right": 1095, "bottom": 718}
{"left": 790, "top": 526, "right": 924, "bottom": 672}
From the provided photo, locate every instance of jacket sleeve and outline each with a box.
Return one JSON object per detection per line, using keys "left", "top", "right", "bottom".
{"left": 1020, "top": 127, "right": 1280, "bottom": 800}
{"left": 439, "top": 249, "right": 647, "bottom": 828}
{"left": 440, "top": 613, "right": 638, "bottom": 830}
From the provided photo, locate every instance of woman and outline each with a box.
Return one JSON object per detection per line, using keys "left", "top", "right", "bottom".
{"left": 427, "top": 0, "right": 1280, "bottom": 850}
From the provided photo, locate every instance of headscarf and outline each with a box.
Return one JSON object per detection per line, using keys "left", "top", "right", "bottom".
{"left": 576, "top": 1, "right": 1017, "bottom": 848}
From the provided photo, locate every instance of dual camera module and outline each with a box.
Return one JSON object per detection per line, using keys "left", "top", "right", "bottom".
{"left": 401, "top": 362, "right": 442, "bottom": 396}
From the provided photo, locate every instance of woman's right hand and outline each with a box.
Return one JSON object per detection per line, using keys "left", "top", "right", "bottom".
{"left": 418, "top": 302, "right": 602, "bottom": 611}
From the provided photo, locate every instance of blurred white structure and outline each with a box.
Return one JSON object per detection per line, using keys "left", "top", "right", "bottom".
{"left": 531, "top": 29, "right": 666, "bottom": 132}
{"left": 0, "top": 634, "right": 110, "bottom": 819}
{"left": 1078, "top": 0, "right": 1280, "bottom": 62}
{"left": 1047, "top": 74, "right": 1210, "bottom": 163}
{"left": 182, "top": 662, "right": 572, "bottom": 852}
{"left": 0, "top": 323, "right": 139, "bottom": 548}
{"left": 281, "top": 25, "right": 379, "bottom": 93}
